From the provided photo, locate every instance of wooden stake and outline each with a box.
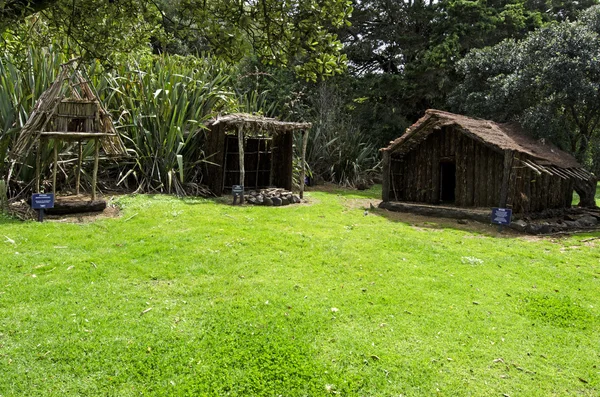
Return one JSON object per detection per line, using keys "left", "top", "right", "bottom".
{"left": 76, "top": 140, "right": 82, "bottom": 195}
{"left": 237, "top": 124, "right": 245, "bottom": 204}
{"left": 35, "top": 139, "right": 42, "bottom": 193}
{"left": 92, "top": 137, "right": 99, "bottom": 200}
{"left": 300, "top": 129, "right": 308, "bottom": 199}
{"left": 52, "top": 140, "right": 58, "bottom": 195}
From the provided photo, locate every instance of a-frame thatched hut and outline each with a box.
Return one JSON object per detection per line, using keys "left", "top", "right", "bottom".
{"left": 381, "top": 109, "right": 597, "bottom": 213}
{"left": 10, "top": 60, "right": 127, "bottom": 201}
{"left": 204, "top": 113, "right": 311, "bottom": 199}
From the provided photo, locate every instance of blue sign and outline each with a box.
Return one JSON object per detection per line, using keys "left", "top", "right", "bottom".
{"left": 32, "top": 193, "right": 55, "bottom": 209}
{"left": 491, "top": 207, "right": 512, "bottom": 225}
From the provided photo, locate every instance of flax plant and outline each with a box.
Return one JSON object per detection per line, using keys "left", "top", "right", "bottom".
{"left": 100, "top": 56, "right": 237, "bottom": 195}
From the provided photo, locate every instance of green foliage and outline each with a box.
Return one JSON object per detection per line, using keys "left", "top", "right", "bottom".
{"left": 337, "top": 0, "right": 599, "bottom": 143}
{"left": 305, "top": 82, "right": 380, "bottom": 186}
{"left": 1, "top": 0, "right": 352, "bottom": 81}
{"left": 99, "top": 55, "right": 237, "bottom": 194}
{"left": 0, "top": 190, "right": 598, "bottom": 395}
{"left": 453, "top": 6, "right": 600, "bottom": 166}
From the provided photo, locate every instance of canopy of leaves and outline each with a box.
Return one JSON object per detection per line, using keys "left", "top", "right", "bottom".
{"left": 452, "top": 5, "right": 600, "bottom": 166}
{"left": 335, "top": 0, "right": 598, "bottom": 146}
{"left": 0, "top": 0, "right": 353, "bottom": 80}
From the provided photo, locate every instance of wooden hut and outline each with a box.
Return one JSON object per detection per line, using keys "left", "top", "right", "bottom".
{"left": 9, "top": 60, "right": 127, "bottom": 208}
{"left": 203, "top": 113, "right": 311, "bottom": 198}
{"left": 381, "top": 109, "right": 597, "bottom": 213}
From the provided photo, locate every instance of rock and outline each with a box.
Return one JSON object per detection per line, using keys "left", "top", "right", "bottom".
{"left": 256, "top": 194, "right": 264, "bottom": 205}
{"left": 246, "top": 195, "right": 257, "bottom": 204}
{"left": 281, "top": 197, "right": 290, "bottom": 206}
{"left": 564, "top": 220, "right": 579, "bottom": 228}
{"left": 457, "top": 219, "right": 468, "bottom": 225}
{"left": 525, "top": 222, "right": 551, "bottom": 234}
{"left": 264, "top": 197, "right": 273, "bottom": 206}
{"left": 577, "top": 215, "right": 598, "bottom": 227}
{"left": 271, "top": 197, "right": 282, "bottom": 206}
{"left": 512, "top": 219, "right": 527, "bottom": 232}
{"left": 292, "top": 195, "right": 301, "bottom": 203}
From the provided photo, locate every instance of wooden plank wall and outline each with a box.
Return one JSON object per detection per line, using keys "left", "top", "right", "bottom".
{"left": 203, "top": 125, "right": 227, "bottom": 196}
{"left": 386, "top": 126, "right": 573, "bottom": 212}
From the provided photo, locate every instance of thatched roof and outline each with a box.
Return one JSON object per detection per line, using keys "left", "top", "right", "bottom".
{"left": 205, "top": 113, "right": 311, "bottom": 134}
{"left": 383, "top": 109, "right": 592, "bottom": 179}
{"left": 10, "top": 60, "right": 127, "bottom": 159}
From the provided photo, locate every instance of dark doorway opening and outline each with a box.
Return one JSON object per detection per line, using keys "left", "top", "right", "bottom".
{"left": 439, "top": 161, "right": 456, "bottom": 203}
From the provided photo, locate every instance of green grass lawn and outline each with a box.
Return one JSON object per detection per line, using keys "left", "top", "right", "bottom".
{"left": 0, "top": 187, "right": 598, "bottom": 396}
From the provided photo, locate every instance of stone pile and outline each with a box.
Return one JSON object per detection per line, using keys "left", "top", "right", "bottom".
{"left": 244, "top": 188, "right": 302, "bottom": 206}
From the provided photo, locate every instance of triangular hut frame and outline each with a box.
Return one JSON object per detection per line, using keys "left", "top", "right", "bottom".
{"left": 10, "top": 59, "right": 127, "bottom": 200}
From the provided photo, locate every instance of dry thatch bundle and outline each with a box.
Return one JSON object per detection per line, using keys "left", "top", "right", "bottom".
{"left": 10, "top": 59, "right": 127, "bottom": 159}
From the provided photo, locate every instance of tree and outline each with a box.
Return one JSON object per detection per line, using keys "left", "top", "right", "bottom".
{"left": 453, "top": 5, "right": 600, "bottom": 165}
{"left": 0, "top": 0, "right": 353, "bottom": 80}
{"left": 336, "top": 0, "right": 598, "bottom": 147}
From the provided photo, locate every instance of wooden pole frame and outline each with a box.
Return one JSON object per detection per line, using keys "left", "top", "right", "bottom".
{"left": 92, "top": 137, "right": 99, "bottom": 200}
{"left": 76, "top": 140, "right": 83, "bottom": 195}
{"left": 300, "top": 129, "right": 308, "bottom": 199}
{"left": 237, "top": 124, "right": 245, "bottom": 204}
{"left": 52, "top": 140, "right": 58, "bottom": 195}
{"left": 35, "top": 138, "right": 43, "bottom": 193}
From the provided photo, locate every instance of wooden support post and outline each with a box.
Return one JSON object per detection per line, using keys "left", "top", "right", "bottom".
{"left": 499, "top": 150, "right": 514, "bottom": 208}
{"left": 300, "top": 129, "right": 308, "bottom": 199}
{"left": 237, "top": 125, "right": 245, "bottom": 204}
{"left": 35, "top": 138, "right": 42, "bottom": 193}
{"left": 52, "top": 140, "right": 58, "bottom": 196}
{"left": 382, "top": 151, "right": 391, "bottom": 202}
{"left": 76, "top": 140, "right": 82, "bottom": 195}
{"left": 92, "top": 137, "right": 99, "bottom": 200}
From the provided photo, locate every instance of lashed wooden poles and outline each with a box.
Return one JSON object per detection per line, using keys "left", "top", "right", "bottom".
{"left": 300, "top": 129, "right": 308, "bottom": 199}
{"left": 52, "top": 140, "right": 58, "bottom": 195}
{"left": 92, "top": 137, "right": 99, "bottom": 200}
{"left": 237, "top": 124, "right": 245, "bottom": 204}
{"left": 35, "top": 139, "right": 42, "bottom": 192}
{"left": 76, "top": 140, "right": 82, "bottom": 195}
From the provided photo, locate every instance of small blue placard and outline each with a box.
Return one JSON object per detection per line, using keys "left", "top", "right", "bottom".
{"left": 32, "top": 193, "right": 55, "bottom": 209}
{"left": 491, "top": 207, "right": 512, "bottom": 225}
{"left": 232, "top": 185, "right": 244, "bottom": 195}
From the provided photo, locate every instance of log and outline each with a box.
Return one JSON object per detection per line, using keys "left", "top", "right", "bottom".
{"left": 45, "top": 199, "right": 107, "bottom": 215}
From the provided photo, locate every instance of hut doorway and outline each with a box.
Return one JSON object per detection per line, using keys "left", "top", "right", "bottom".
{"left": 223, "top": 135, "right": 273, "bottom": 191}
{"left": 439, "top": 161, "right": 456, "bottom": 203}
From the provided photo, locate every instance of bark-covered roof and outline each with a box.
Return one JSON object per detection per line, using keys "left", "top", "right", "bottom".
{"left": 383, "top": 109, "right": 586, "bottom": 171}
{"left": 206, "top": 113, "right": 311, "bottom": 134}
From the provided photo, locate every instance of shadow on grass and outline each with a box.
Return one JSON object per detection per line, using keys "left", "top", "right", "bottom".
{"left": 311, "top": 184, "right": 521, "bottom": 238}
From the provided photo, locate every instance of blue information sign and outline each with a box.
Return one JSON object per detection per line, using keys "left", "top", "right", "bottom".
{"left": 491, "top": 207, "right": 512, "bottom": 225}
{"left": 32, "top": 193, "right": 55, "bottom": 209}
{"left": 232, "top": 185, "right": 244, "bottom": 205}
